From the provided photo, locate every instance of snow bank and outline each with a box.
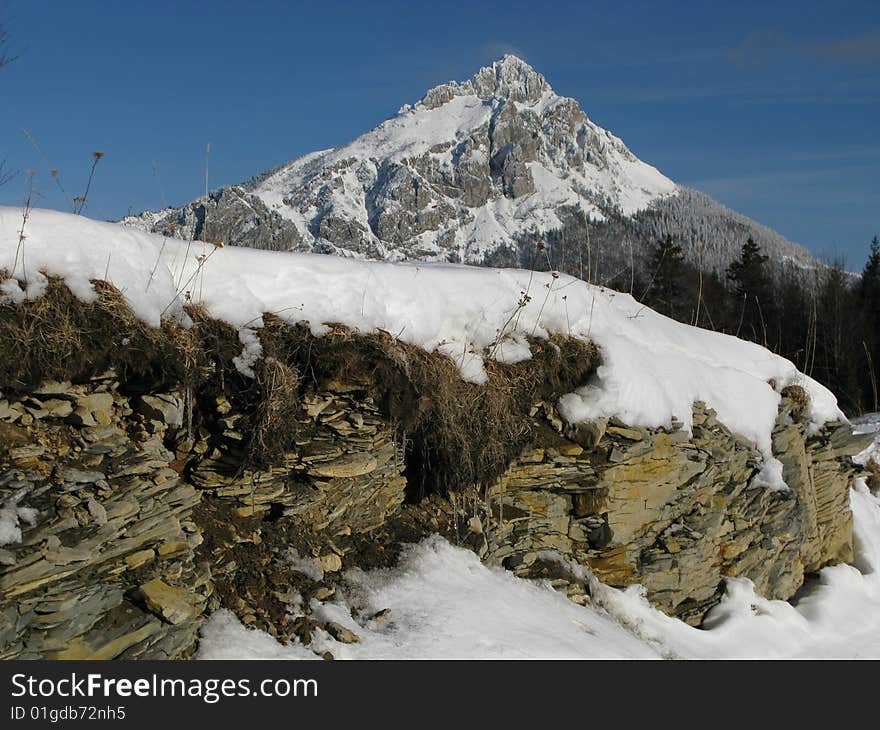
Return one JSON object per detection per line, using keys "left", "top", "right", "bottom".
{"left": 0, "top": 206, "right": 841, "bottom": 464}
{"left": 200, "top": 535, "right": 659, "bottom": 659}
{"left": 198, "top": 610, "right": 318, "bottom": 661}
{"left": 199, "top": 484, "right": 880, "bottom": 659}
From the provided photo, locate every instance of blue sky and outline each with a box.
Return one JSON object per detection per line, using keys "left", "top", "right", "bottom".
{"left": 1, "top": 0, "right": 877, "bottom": 266}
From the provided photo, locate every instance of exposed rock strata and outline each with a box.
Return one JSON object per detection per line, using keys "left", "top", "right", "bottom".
{"left": 476, "top": 398, "right": 867, "bottom": 624}
{"left": 0, "top": 372, "right": 871, "bottom": 657}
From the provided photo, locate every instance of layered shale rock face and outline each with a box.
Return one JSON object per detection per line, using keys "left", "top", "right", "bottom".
{"left": 472, "top": 397, "right": 867, "bottom": 624}
{"left": 0, "top": 371, "right": 871, "bottom": 658}
{"left": 0, "top": 379, "right": 208, "bottom": 659}
{"left": 0, "top": 374, "right": 408, "bottom": 658}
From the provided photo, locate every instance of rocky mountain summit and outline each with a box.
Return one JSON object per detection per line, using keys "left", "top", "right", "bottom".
{"left": 125, "top": 56, "right": 821, "bottom": 280}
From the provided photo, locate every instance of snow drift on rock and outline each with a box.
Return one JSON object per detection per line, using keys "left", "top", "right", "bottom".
{"left": 1, "top": 206, "right": 840, "bottom": 471}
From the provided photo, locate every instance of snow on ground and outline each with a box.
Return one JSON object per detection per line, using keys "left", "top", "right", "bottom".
{"left": 200, "top": 535, "right": 659, "bottom": 660}
{"left": 0, "top": 207, "right": 841, "bottom": 474}
{"left": 1, "top": 206, "right": 876, "bottom": 658}
{"left": 199, "top": 481, "right": 880, "bottom": 660}
{"left": 851, "top": 412, "right": 880, "bottom": 437}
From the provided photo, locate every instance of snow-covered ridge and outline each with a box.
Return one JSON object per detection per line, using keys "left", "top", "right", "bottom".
{"left": 1, "top": 207, "right": 841, "bottom": 465}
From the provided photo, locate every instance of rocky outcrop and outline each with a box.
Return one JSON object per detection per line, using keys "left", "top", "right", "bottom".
{"left": 136, "top": 186, "right": 304, "bottom": 253}
{"left": 471, "top": 397, "right": 869, "bottom": 624}
{"left": 0, "top": 376, "right": 208, "bottom": 659}
{"left": 0, "top": 373, "right": 412, "bottom": 658}
{"left": 0, "top": 370, "right": 871, "bottom": 657}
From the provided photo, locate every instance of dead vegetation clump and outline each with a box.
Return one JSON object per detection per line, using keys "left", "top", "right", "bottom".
{"left": 864, "top": 458, "right": 880, "bottom": 495}
{"left": 0, "top": 281, "right": 599, "bottom": 498}
{"left": 781, "top": 384, "right": 810, "bottom": 421}
{"left": 255, "top": 317, "right": 598, "bottom": 497}
{"left": 242, "top": 354, "right": 302, "bottom": 469}
{"left": 0, "top": 277, "right": 183, "bottom": 390}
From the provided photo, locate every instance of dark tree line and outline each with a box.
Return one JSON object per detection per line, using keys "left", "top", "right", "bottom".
{"left": 508, "top": 218, "right": 880, "bottom": 415}
{"left": 630, "top": 234, "right": 880, "bottom": 416}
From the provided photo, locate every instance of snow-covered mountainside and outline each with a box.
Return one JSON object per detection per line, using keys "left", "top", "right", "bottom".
{"left": 124, "top": 56, "right": 822, "bottom": 279}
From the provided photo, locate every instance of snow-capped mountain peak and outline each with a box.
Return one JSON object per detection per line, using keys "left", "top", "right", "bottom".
{"left": 243, "top": 54, "right": 676, "bottom": 262}
{"left": 125, "top": 56, "right": 821, "bottom": 278}
{"left": 414, "top": 54, "right": 552, "bottom": 109}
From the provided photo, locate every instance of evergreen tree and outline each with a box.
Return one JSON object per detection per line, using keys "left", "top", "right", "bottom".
{"left": 726, "top": 237, "right": 769, "bottom": 297}
{"left": 642, "top": 236, "right": 685, "bottom": 318}
{"left": 815, "top": 260, "right": 863, "bottom": 413}
{"left": 858, "top": 236, "right": 880, "bottom": 307}
{"left": 726, "top": 237, "right": 774, "bottom": 345}
{"left": 772, "top": 270, "right": 815, "bottom": 372}
{"left": 858, "top": 236, "right": 880, "bottom": 410}
{"left": 698, "top": 270, "right": 730, "bottom": 333}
